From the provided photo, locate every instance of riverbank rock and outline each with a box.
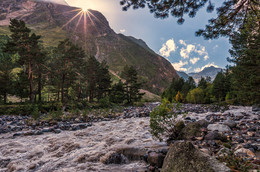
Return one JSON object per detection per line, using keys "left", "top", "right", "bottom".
{"left": 147, "top": 151, "right": 165, "bottom": 168}
{"left": 116, "top": 147, "right": 147, "bottom": 161}
{"left": 101, "top": 152, "right": 128, "bottom": 164}
{"left": 207, "top": 124, "right": 231, "bottom": 132}
{"left": 223, "top": 120, "right": 236, "bottom": 128}
{"left": 0, "top": 158, "right": 10, "bottom": 168}
{"left": 161, "top": 141, "right": 230, "bottom": 172}
{"left": 252, "top": 105, "right": 260, "bottom": 112}
{"left": 178, "top": 122, "right": 203, "bottom": 140}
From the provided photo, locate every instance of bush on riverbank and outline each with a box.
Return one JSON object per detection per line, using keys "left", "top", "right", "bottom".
{"left": 150, "top": 99, "right": 184, "bottom": 141}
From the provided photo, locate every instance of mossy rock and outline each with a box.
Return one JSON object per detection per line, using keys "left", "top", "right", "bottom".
{"left": 178, "top": 122, "right": 202, "bottom": 140}
{"left": 162, "top": 142, "right": 230, "bottom": 172}
{"left": 162, "top": 142, "right": 214, "bottom": 172}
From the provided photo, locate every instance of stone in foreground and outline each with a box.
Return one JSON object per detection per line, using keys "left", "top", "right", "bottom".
{"left": 161, "top": 141, "right": 230, "bottom": 172}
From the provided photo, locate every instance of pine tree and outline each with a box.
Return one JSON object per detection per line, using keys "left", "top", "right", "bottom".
{"left": 4, "top": 19, "right": 42, "bottom": 102}
{"left": 85, "top": 56, "right": 100, "bottom": 102}
{"left": 122, "top": 65, "right": 144, "bottom": 104}
{"left": 55, "top": 39, "right": 85, "bottom": 103}
{"left": 198, "top": 77, "right": 207, "bottom": 89}
{"left": 212, "top": 72, "right": 227, "bottom": 102}
{"left": 110, "top": 80, "right": 125, "bottom": 104}
{"left": 97, "top": 61, "right": 111, "bottom": 100}
{"left": 0, "top": 53, "right": 15, "bottom": 104}
{"left": 228, "top": 18, "right": 260, "bottom": 104}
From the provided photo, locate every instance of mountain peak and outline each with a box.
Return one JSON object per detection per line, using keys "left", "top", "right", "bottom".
{"left": 188, "top": 66, "right": 222, "bottom": 83}
{"left": 0, "top": 0, "right": 179, "bottom": 94}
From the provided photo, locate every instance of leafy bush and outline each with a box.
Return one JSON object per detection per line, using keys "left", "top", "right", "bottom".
{"left": 98, "top": 96, "right": 110, "bottom": 108}
{"left": 186, "top": 88, "right": 205, "bottom": 104}
{"left": 49, "top": 108, "right": 63, "bottom": 121}
{"left": 31, "top": 104, "right": 40, "bottom": 120}
{"left": 150, "top": 99, "right": 184, "bottom": 141}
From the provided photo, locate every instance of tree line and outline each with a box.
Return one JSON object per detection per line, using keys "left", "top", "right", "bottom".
{"left": 162, "top": 57, "right": 259, "bottom": 105}
{"left": 0, "top": 19, "right": 144, "bottom": 105}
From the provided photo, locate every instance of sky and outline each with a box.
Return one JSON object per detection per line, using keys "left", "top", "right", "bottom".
{"left": 63, "top": 0, "right": 231, "bottom": 73}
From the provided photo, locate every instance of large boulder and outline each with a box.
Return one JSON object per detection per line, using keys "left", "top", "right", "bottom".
{"left": 207, "top": 124, "right": 231, "bottom": 132}
{"left": 161, "top": 142, "right": 230, "bottom": 172}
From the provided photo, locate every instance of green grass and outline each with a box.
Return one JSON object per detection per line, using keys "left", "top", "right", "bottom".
{"left": 0, "top": 25, "right": 67, "bottom": 47}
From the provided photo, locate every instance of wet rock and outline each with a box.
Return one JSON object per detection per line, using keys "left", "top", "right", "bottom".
{"left": 78, "top": 124, "right": 88, "bottom": 129}
{"left": 42, "top": 128, "right": 51, "bottom": 133}
{"left": 252, "top": 105, "right": 260, "bottom": 112}
{"left": 54, "top": 129, "right": 61, "bottom": 133}
{"left": 13, "top": 132, "right": 23, "bottom": 137}
{"left": 34, "top": 130, "right": 43, "bottom": 135}
{"left": 159, "top": 148, "right": 168, "bottom": 155}
{"left": 72, "top": 125, "right": 80, "bottom": 131}
{"left": 161, "top": 141, "right": 230, "bottom": 172}
{"left": 101, "top": 152, "right": 127, "bottom": 164}
{"left": 197, "top": 119, "right": 209, "bottom": 128}
{"left": 204, "top": 131, "right": 221, "bottom": 140}
{"left": 147, "top": 152, "right": 165, "bottom": 168}
{"left": 0, "top": 158, "right": 11, "bottom": 168}
{"left": 207, "top": 124, "right": 231, "bottom": 132}
{"left": 116, "top": 147, "right": 147, "bottom": 161}
{"left": 223, "top": 120, "right": 236, "bottom": 128}
{"left": 23, "top": 131, "right": 34, "bottom": 136}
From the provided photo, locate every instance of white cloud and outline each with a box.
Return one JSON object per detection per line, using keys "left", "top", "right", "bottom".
{"left": 194, "top": 68, "right": 202, "bottom": 73}
{"left": 180, "top": 44, "right": 195, "bottom": 59}
{"left": 193, "top": 62, "right": 219, "bottom": 73}
{"left": 172, "top": 60, "right": 188, "bottom": 72}
{"left": 204, "top": 55, "right": 209, "bottom": 60}
{"left": 179, "top": 40, "right": 187, "bottom": 46}
{"left": 194, "top": 45, "right": 209, "bottom": 61}
{"left": 120, "top": 29, "right": 126, "bottom": 33}
{"left": 179, "top": 42, "right": 209, "bottom": 61}
{"left": 190, "top": 57, "right": 200, "bottom": 64}
{"left": 159, "top": 39, "right": 177, "bottom": 57}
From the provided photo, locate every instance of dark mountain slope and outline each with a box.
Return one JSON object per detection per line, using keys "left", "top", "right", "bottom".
{"left": 0, "top": 0, "right": 179, "bottom": 94}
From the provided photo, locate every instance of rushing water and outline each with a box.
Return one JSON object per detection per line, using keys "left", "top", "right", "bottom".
{"left": 0, "top": 117, "right": 164, "bottom": 172}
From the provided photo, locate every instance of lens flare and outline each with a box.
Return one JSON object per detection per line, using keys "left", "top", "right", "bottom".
{"left": 81, "top": 7, "right": 88, "bottom": 12}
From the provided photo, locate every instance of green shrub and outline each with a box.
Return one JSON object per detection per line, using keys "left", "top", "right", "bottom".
{"left": 49, "top": 109, "right": 63, "bottom": 121}
{"left": 31, "top": 104, "right": 40, "bottom": 120}
{"left": 150, "top": 99, "right": 184, "bottom": 141}
{"left": 186, "top": 88, "right": 205, "bottom": 104}
{"left": 98, "top": 96, "right": 110, "bottom": 108}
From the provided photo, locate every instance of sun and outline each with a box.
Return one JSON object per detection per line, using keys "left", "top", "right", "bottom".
{"left": 81, "top": 7, "right": 88, "bottom": 12}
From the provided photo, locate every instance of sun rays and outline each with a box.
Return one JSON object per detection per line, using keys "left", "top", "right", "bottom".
{"left": 57, "top": 6, "right": 113, "bottom": 50}
{"left": 57, "top": 8, "right": 97, "bottom": 48}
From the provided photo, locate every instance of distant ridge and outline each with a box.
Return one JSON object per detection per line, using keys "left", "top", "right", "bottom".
{"left": 177, "top": 71, "right": 189, "bottom": 81}
{"left": 188, "top": 66, "right": 223, "bottom": 83}
{"left": 177, "top": 66, "right": 223, "bottom": 83}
